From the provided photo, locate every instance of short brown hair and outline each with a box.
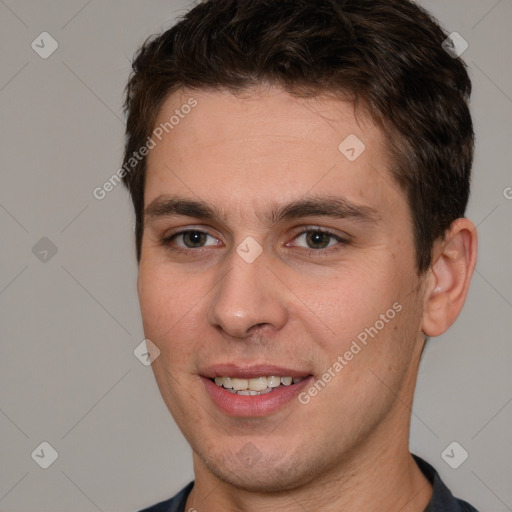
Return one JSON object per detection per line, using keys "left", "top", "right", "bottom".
{"left": 122, "top": 0, "right": 474, "bottom": 273}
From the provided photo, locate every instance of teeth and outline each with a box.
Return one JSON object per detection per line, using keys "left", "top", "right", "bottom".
{"left": 267, "top": 376, "right": 281, "bottom": 388}
{"left": 248, "top": 377, "right": 268, "bottom": 391}
{"left": 216, "top": 376, "right": 236, "bottom": 388}
{"left": 212, "top": 375, "right": 307, "bottom": 394}
{"left": 231, "top": 378, "right": 249, "bottom": 391}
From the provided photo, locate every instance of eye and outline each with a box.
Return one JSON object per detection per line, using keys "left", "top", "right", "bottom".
{"left": 165, "top": 230, "right": 220, "bottom": 249}
{"left": 161, "top": 227, "right": 348, "bottom": 254}
{"left": 289, "top": 228, "right": 349, "bottom": 251}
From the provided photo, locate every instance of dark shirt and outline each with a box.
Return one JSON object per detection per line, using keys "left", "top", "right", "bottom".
{"left": 138, "top": 454, "right": 479, "bottom": 512}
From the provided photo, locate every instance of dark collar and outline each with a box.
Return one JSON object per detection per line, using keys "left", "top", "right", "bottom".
{"left": 413, "top": 455, "right": 479, "bottom": 511}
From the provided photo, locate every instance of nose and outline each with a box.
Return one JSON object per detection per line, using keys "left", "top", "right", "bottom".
{"left": 206, "top": 246, "right": 288, "bottom": 340}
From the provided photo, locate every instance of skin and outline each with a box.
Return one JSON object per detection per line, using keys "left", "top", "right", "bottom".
{"left": 137, "top": 85, "right": 477, "bottom": 512}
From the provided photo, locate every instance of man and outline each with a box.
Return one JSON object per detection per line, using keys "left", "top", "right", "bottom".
{"left": 122, "top": 0, "right": 479, "bottom": 510}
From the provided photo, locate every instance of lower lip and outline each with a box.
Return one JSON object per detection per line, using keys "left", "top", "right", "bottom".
{"left": 201, "top": 376, "right": 314, "bottom": 417}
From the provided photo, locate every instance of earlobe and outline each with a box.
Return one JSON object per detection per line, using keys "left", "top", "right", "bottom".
{"left": 422, "top": 218, "right": 478, "bottom": 338}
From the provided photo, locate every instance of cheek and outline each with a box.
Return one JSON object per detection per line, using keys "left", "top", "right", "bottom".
{"left": 306, "top": 259, "right": 415, "bottom": 372}
{"left": 137, "top": 262, "right": 195, "bottom": 343}
{"left": 137, "top": 259, "right": 218, "bottom": 382}
{"left": 317, "top": 264, "right": 399, "bottom": 329}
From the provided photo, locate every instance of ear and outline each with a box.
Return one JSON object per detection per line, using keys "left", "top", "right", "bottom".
{"left": 422, "top": 218, "right": 478, "bottom": 337}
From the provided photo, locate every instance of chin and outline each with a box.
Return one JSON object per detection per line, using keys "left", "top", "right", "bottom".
{"left": 208, "top": 463, "right": 304, "bottom": 493}
{"left": 197, "top": 445, "right": 321, "bottom": 493}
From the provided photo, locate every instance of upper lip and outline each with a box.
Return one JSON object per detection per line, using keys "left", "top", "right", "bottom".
{"left": 200, "top": 363, "right": 312, "bottom": 380}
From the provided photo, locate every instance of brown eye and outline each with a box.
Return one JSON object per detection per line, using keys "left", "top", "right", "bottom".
{"left": 182, "top": 231, "right": 208, "bottom": 248}
{"left": 294, "top": 229, "right": 343, "bottom": 250}
{"left": 305, "top": 231, "right": 332, "bottom": 249}
{"left": 165, "top": 230, "right": 220, "bottom": 249}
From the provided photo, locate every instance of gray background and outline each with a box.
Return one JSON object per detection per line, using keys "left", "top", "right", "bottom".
{"left": 0, "top": 1, "right": 511, "bottom": 511}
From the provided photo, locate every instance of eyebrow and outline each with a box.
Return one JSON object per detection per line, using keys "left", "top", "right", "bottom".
{"left": 144, "top": 194, "right": 381, "bottom": 226}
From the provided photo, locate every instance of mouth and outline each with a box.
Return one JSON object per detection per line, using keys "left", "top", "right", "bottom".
{"left": 210, "top": 375, "right": 307, "bottom": 395}
{"left": 200, "top": 365, "right": 314, "bottom": 417}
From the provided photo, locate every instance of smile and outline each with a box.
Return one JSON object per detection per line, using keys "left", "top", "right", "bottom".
{"left": 212, "top": 375, "right": 306, "bottom": 395}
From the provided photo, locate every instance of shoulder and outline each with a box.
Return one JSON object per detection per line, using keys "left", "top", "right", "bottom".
{"left": 413, "top": 455, "right": 479, "bottom": 512}
{"left": 138, "top": 481, "right": 194, "bottom": 512}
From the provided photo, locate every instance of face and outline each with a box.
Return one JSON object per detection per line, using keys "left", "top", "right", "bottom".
{"left": 137, "top": 86, "right": 428, "bottom": 491}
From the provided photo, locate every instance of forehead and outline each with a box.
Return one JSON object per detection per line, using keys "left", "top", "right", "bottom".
{"left": 144, "top": 86, "right": 402, "bottom": 219}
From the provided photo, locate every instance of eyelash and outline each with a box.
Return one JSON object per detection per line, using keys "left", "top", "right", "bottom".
{"left": 161, "top": 227, "right": 350, "bottom": 256}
